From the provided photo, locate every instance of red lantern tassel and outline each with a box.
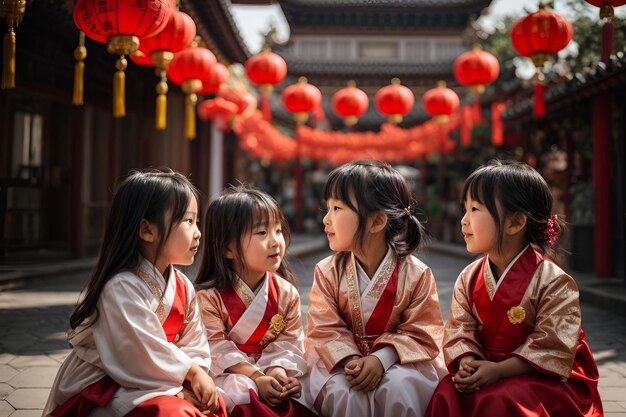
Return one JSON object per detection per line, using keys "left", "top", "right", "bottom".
{"left": 460, "top": 105, "right": 473, "bottom": 147}
{"left": 261, "top": 92, "right": 272, "bottom": 122}
{"left": 491, "top": 101, "right": 505, "bottom": 146}
{"left": 472, "top": 97, "right": 483, "bottom": 124}
{"left": 601, "top": 20, "right": 614, "bottom": 64}
{"left": 533, "top": 81, "right": 546, "bottom": 118}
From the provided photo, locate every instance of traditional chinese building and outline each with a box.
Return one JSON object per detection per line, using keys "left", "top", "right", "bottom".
{"left": 270, "top": 0, "right": 491, "bottom": 129}
{"left": 0, "top": 0, "right": 249, "bottom": 261}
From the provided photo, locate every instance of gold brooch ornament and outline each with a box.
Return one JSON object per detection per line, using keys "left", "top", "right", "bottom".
{"left": 507, "top": 306, "right": 526, "bottom": 324}
{"left": 269, "top": 314, "right": 286, "bottom": 333}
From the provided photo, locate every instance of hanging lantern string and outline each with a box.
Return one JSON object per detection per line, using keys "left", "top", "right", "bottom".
{"left": 72, "top": 31, "right": 87, "bottom": 105}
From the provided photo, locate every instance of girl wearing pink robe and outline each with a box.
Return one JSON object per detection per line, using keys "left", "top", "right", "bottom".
{"left": 43, "top": 169, "right": 225, "bottom": 417}
{"left": 306, "top": 160, "right": 447, "bottom": 417}
{"left": 195, "top": 185, "right": 316, "bottom": 417}
{"left": 425, "top": 160, "right": 603, "bottom": 417}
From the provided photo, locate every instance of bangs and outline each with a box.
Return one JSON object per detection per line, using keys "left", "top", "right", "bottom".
{"left": 249, "top": 198, "right": 284, "bottom": 228}
{"left": 324, "top": 168, "right": 356, "bottom": 210}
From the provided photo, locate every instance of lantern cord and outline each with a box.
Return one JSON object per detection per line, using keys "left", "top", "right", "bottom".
{"left": 1, "top": 26, "right": 16, "bottom": 90}
{"left": 261, "top": 92, "right": 272, "bottom": 122}
{"left": 72, "top": 32, "right": 87, "bottom": 106}
{"left": 113, "top": 56, "right": 127, "bottom": 118}
{"left": 184, "top": 93, "right": 197, "bottom": 140}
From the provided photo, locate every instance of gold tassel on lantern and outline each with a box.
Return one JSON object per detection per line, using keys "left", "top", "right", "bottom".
{"left": 107, "top": 35, "right": 139, "bottom": 118}
{"left": 1, "top": 0, "right": 26, "bottom": 90}
{"left": 181, "top": 79, "right": 201, "bottom": 140}
{"left": 152, "top": 51, "right": 174, "bottom": 130}
{"left": 72, "top": 32, "right": 87, "bottom": 105}
{"left": 1, "top": 25, "right": 15, "bottom": 89}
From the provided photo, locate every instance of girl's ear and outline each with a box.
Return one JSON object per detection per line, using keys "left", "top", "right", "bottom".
{"left": 225, "top": 243, "right": 235, "bottom": 259}
{"left": 139, "top": 219, "right": 158, "bottom": 243}
{"left": 368, "top": 211, "right": 388, "bottom": 234}
{"left": 506, "top": 212, "right": 527, "bottom": 236}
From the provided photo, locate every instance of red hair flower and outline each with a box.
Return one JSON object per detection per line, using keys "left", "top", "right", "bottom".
{"left": 544, "top": 214, "right": 560, "bottom": 246}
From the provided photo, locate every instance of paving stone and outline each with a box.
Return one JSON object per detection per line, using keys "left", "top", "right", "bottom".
{"left": 0, "top": 401, "right": 15, "bottom": 417}
{"left": 5, "top": 388, "right": 48, "bottom": 409}
{"left": 0, "top": 368, "right": 17, "bottom": 384}
{"left": 8, "top": 357, "right": 60, "bottom": 370}
{"left": 0, "top": 357, "right": 14, "bottom": 366}
{"left": 0, "top": 384, "right": 14, "bottom": 401}
{"left": 9, "top": 410, "right": 43, "bottom": 417}
{"left": 603, "top": 402, "right": 626, "bottom": 412}
{"left": 7, "top": 367, "right": 57, "bottom": 389}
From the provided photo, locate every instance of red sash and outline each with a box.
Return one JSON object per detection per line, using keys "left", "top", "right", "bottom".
{"left": 219, "top": 273, "right": 280, "bottom": 356}
{"left": 49, "top": 271, "right": 189, "bottom": 417}
{"left": 473, "top": 247, "right": 541, "bottom": 360}
{"left": 355, "top": 262, "right": 399, "bottom": 355}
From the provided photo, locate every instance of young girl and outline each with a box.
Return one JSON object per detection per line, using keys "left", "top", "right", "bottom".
{"left": 305, "top": 160, "right": 446, "bottom": 417}
{"left": 195, "top": 185, "right": 316, "bottom": 417}
{"left": 43, "top": 169, "right": 225, "bottom": 417}
{"left": 425, "top": 160, "right": 603, "bottom": 417}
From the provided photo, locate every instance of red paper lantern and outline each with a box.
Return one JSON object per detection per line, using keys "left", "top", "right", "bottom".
{"left": 374, "top": 78, "right": 414, "bottom": 125}
{"left": 332, "top": 81, "right": 369, "bottom": 126}
{"left": 453, "top": 45, "right": 500, "bottom": 95}
{"left": 510, "top": 5, "right": 573, "bottom": 69}
{"left": 198, "top": 63, "right": 229, "bottom": 96}
{"left": 422, "top": 81, "right": 460, "bottom": 124}
{"left": 197, "top": 97, "right": 239, "bottom": 131}
{"left": 168, "top": 47, "right": 216, "bottom": 139}
{"left": 510, "top": 4, "right": 572, "bottom": 117}
{"left": 138, "top": 10, "right": 196, "bottom": 130}
{"left": 129, "top": 50, "right": 154, "bottom": 67}
{"left": 245, "top": 48, "right": 287, "bottom": 121}
{"left": 219, "top": 89, "right": 258, "bottom": 117}
{"left": 73, "top": 0, "right": 172, "bottom": 117}
{"left": 584, "top": 1, "right": 626, "bottom": 61}
{"left": 584, "top": 0, "right": 626, "bottom": 19}
{"left": 245, "top": 48, "right": 287, "bottom": 92}
{"left": 282, "top": 77, "right": 322, "bottom": 124}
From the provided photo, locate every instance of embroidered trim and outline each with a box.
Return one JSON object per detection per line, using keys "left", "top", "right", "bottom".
{"left": 483, "top": 263, "right": 496, "bottom": 300}
{"left": 136, "top": 268, "right": 165, "bottom": 322}
{"left": 367, "top": 258, "right": 394, "bottom": 298}
{"left": 346, "top": 260, "right": 365, "bottom": 338}
{"left": 233, "top": 278, "right": 254, "bottom": 307}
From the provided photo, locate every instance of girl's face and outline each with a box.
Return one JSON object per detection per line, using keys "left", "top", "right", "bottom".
{"left": 234, "top": 219, "right": 285, "bottom": 284}
{"left": 323, "top": 197, "right": 359, "bottom": 253}
{"left": 157, "top": 196, "right": 201, "bottom": 275}
{"left": 460, "top": 196, "right": 498, "bottom": 256}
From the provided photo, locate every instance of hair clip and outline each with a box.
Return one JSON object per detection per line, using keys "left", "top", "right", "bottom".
{"left": 544, "top": 214, "right": 560, "bottom": 246}
{"left": 404, "top": 206, "right": 412, "bottom": 217}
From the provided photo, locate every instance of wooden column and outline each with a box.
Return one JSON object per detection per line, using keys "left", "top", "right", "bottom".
{"left": 592, "top": 93, "right": 612, "bottom": 277}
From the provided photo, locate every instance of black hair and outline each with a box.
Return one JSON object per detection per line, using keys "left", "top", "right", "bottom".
{"left": 462, "top": 159, "right": 565, "bottom": 257}
{"left": 195, "top": 184, "right": 295, "bottom": 290}
{"left": 70, "top": 168, "right": 199, "bottom": 330}
{"left": 323, "top": 159, "right": 424, "bottom": 259}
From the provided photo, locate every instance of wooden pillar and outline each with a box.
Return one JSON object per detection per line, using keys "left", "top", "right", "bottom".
{"left": 592, "top": 93, "right": 612, "bottom": 277}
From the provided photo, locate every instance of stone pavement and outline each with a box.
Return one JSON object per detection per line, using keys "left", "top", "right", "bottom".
{"left": 0, "top": 235, "right": 625, "bottom": 416}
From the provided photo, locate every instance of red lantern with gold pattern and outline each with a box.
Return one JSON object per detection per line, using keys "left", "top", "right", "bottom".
{"left": 422, "top": 81, "right": 459, "bottom": 124}
{"left": 198, "top": 63, "right": 229, "bottom": 96}
{"left": 282, "top": 77, "right": 322, "bottom": 125}
{"left": 138, "top": 10, "right": 196, "bottom": 130}
{"left": 167, "top": 47, "right": 216, "bottom": 139}
{"left": 73, "top": 0, "right": 172, "bottom": 117}
{"left": 453, "top": 45, "right": 500, "bottom": 95}
{"left": 374, "top": 78, "right": 414, "bottom": 125}
{"left": 510, "top": 4, "right": 572, "bottom": 118}
{"left": 332, "top": 81, "right": 369, "bottom": 126}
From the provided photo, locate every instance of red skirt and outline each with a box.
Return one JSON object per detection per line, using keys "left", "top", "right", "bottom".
{"left": 229, "top": 389, "right": 318, "bottom": 417}
{"left": 425, "top": 339, "right": 603, "bottom": 417}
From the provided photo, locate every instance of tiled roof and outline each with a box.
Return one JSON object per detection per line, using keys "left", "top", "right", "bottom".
{"left": 284, "top": 59, "right": 453, "bottom": 79}
{"left": 280, "top": 0, "right": 489, "bottom": 8}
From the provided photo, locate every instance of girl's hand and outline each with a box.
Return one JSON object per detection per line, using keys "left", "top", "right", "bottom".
{"left": 344, "top": 357, "right": 362, "bottom": 381}
{"left": 453, "top": 360, "right": 500, "bottom": 393}
{"left": 186, "top": 364, "right": 221, "bottom": 413}
{"left": 265, "top": 367, "right": 301, "bottom": 398}
{"left": 253, "top": 373, "right": 286, "bottom": 406}
{"left": 456, "top": 355, "right": 477, "bottom": 378}
{"left": 347, "top": 355, "right": 384, "bottom": 392}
